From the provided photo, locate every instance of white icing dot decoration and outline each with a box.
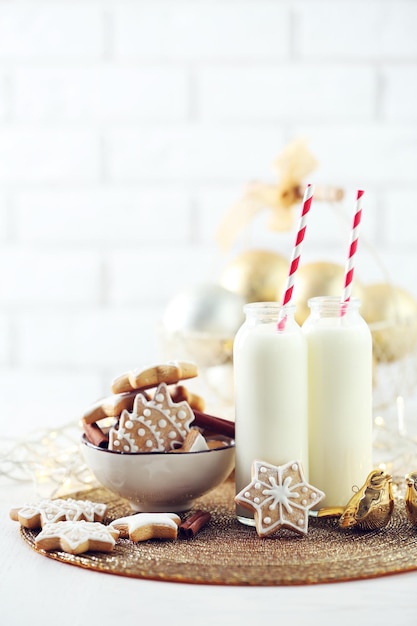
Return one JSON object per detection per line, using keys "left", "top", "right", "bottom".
{"left": 298, "top": 519, "right": 304, "bottom": 527}
{"left": 177, "top": 410, "right": 186, "bottom": 419}
{"left": 138, "top": 428, "right": 145, "bottom": 437}
{"left": 155, "top": 394, "right": 164, "bottom": 403}
{"left": 264, "top": 516, "right": 271, "bottom": 524}
{"left": 168, "top": 431, "right": 176, "bottom": 439}
{"left": 125, "top": 420, "right": 133, "bottom": 429}
{"left": 311, "top": 492, "right": 317, "bottom": 499}
{"left": 158, "top": 419, "right": 167, "bottom": 428}
{"left": 146, "top": 440, "right": 153, "bottom": 448}
{"left": 255, "top": 482, "right": 261, "bottom": 489}
{"left": 292, "top": 463, "right": 298, "bottom": 471}
{"left": 244, "top": 491, "right": 250, "bottom": 498}
{"left": 254, "top": 497, "right": 260, "bottom": 504}
{"left": 302, "top": 486, "right": 308, "bottom": 493}
{"left": 143, "top": 409, "right": 151, "bottom": 417}
{"left": 302, "top": 499, "right": 307, "bottom": 505}
{"left": 123, "top": 445, "right": 129, "bottom": 452}
{"left": 260, "top": 467, "right": 267, "bottom": 473}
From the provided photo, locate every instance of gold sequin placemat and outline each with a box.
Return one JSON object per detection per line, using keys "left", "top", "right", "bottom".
{"left": 20, "top": 478, "right": 417, "bottom": 586}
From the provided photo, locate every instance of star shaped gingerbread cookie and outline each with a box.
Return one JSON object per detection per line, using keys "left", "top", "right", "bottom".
{"left": 110, "top": 512, "right": 181, "bottom": 541}
{"left": 235, "top": 460, "right": 325, "bottom": 536}
{"left": 35, "top": 520, "right": 119, "bottom": 554}
{"left": 9, "top": 498, "right": 107, "bottom": 529}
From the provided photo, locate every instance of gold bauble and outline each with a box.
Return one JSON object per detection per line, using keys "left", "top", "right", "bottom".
{"left": 361, "top": 283, "right": 417, "bottom": 362}
{"left": 219, "top": 249, "right": 289, "bottom": 303}
{"left": 292, "top": 261, "right": 365, "bottom": 326}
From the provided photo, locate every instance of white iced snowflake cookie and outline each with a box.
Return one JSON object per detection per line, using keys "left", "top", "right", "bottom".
{"left": 235, "top": 459, "right": 325, "bottom": 536}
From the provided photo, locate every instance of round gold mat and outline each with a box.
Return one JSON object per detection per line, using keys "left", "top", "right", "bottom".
{"left": 20, "top": 478, "right": 417, "bottom": 586}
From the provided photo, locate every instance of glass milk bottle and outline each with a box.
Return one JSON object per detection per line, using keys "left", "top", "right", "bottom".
{"left": 233, "top": 302, "right": 309, "bottom": 525}
{"left": 302, "top": 297, "right": 373, "bottom": 509}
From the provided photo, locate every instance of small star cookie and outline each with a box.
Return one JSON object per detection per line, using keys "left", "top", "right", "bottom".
{"left": 9, "top": 498, "right": 107, "bottom": 529}
{"left": 110, "top": 513, "right": 181, "bottom": 542}
{"left": 35, "top": 521, "right": 119, "bottom": 554}
{"left": 235, "top": 460, "right": 325, "bottom": 536}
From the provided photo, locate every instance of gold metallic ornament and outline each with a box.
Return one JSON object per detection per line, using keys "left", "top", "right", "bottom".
{"left": 361, "top": 283, "right": 417, "bottom": 363}
{"left": 316, "top": 470, "right": 394, "bottom": 531}
{"left": 219, "top": 249, "right": 289, "bottom": 303}
{"left": 292, "top": 261, "right": 365, "bottom": 326}
{"left": 338, "top": 469, "right": 394, "bottom": 530}
{"left": 405, "top": 471, "right": 417, "bottom": 526}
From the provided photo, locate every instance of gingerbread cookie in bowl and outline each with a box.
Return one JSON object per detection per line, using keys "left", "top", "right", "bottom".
{"left": 108, "top": 382, "right": 195, "bottom": 453}
{"left": 110, "top": 360, "right": 198, "bottom": 394}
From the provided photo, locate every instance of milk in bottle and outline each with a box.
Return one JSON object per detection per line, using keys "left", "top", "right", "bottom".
{"left": 233, "top": 303, "right": 309, "bottom": 525}
{"left": 302, "top": 297, "right": 373, "bottom": 508}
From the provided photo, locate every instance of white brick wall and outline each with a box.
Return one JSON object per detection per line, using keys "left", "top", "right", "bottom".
{"left": 0, "top": 0, "right": 416, "bottom": 432}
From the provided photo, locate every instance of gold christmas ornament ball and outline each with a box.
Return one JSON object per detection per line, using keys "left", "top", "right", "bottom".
{"left": 293, "top": 261, "right": 365, "bottom": 326}
{"left": 219, "top": 249, "right": 289, "bottom": 303}
{"left": 361, "top": 283, "right": 417, "bottom": 362}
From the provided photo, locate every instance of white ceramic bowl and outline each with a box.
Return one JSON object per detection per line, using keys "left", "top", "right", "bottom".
{"left": 80, "top": 435, "right": 235, "bottom": 513}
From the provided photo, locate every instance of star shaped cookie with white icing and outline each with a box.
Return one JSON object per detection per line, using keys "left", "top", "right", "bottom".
{"left": 235, "top": 460, "right": 325, "bottom": 536}
{"left": 110, "top": 512, "right": 181, "bottom": 542}
{"left": 9, "top": 498, "right": 107, "bottom": 529}
{"left": 35, "top": 521, "right": 119, "bottom": 554}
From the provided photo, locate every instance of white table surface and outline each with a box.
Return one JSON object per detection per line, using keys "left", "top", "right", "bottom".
{"left": 2, "top": 399, "right": 417, "bottom": 626}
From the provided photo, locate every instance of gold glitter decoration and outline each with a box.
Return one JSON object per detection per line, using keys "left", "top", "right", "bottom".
{"left": 20, "top": 478, "right": 417, "bottom": 586}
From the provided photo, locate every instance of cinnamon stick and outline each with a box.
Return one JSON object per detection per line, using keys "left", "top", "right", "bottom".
{"left": 193, "top": 410, "right": 235, "bottom": 440}
{"left": 82, "top": 422, "right": 109, "bottom": 448}
{"left": 179, "top": 510, "right": 211, "bottom": 538}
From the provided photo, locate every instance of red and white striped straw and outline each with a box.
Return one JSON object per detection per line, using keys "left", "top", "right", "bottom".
{"left": 341, "top": 189, "right": 364, "bottom": 305}
{"left": 278, "top": 183, "right": 314, "bottom": 329}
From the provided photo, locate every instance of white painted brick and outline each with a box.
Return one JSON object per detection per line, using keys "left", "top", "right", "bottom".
{"left": 0, "top": 72, "right": 7, "bottom": 120}
{"left": 14, "top": 66, "right": 189, "bottom": 122}
{"left": 198, "top": 66, "right": 375, "bottom": 122}
{"left": 107, "top": 125, "right": 286, "bottom": 182}
{"left": 195, "top": 185, "right": 244, "bottom": 245}
{"left": 0, "top": 198, "right": 8, "bottom": 242}
{"left": 0, "top": 4, "right": 104, "bottom": 60}
{"left": 0, "top": 368, "right": 103, "bottom": 436}
{"left": 384, "top": 189, "right": 417, "bottom": 246}
{"left": 15, "top": 187, "right": 191, "bottom": 244}
{"left": 107, "top": 245, "right": 218, "bottom": 306}
{"left": 0, "top": 128, "right": 100, "bottom": 184}
{"left": 292, "top": 125, "right": 417, "bottom": 186}
{"left": 383, "top": 66, "right": 417, "bottom": 122}
{"left": 17, "top": 308, "right": 164, "bottom": 371}
{"left": 0, "top": 315, "right": 10, "bottom": 365}
{"left": 0, "top": 247, "right": 101, "bottom": 306}
{"left": 297, "top": 1, "right": 417, "bottom": 59}
{"left": 114, "top": 1, "right": 290, "bottom": 60}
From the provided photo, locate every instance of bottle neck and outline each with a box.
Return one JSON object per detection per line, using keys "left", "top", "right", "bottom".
{"left": 243, "top": 302, "right": 297, "bottom": 325}
{"left": 307, "top": 296, "right": 362, "bottom": 319}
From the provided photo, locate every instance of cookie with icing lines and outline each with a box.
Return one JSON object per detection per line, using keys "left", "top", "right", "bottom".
{"left": 108, "top": 383, "right": 194, "bottom": 453}
{"left": 110, "top": 513, "right": 181, "bottom": 542}
{"left": 35, "top": 520, "right": 119, "bottom": 554}
{"left": 111, "top": 361, "right": 198, "bottom": 395}
{"left": 235, "top": 460, "right": 325, "bottom": 537}
{"left": 9, "top": 498, "right": 107, "bottom": 529}
{"left": 82, "top": 384, "right": 204, "bottom": 426}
